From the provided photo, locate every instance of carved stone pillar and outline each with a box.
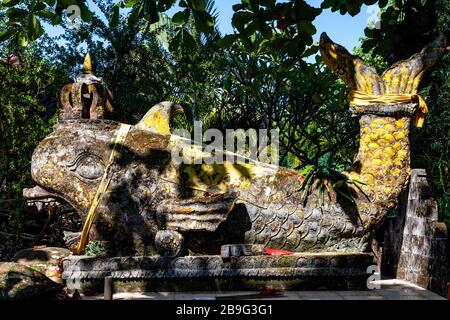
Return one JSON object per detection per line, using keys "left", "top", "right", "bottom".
{"left": 381, "top": 169, "right": 448, "bottom": 296}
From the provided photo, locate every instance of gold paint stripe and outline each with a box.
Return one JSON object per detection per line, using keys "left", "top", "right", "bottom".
{"left": 75, "top": 123, "right": 132, "bottom": 254}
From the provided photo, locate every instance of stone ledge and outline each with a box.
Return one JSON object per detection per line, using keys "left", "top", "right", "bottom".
{"left": 62, "top": 253, "right": 375, "bottom": 280}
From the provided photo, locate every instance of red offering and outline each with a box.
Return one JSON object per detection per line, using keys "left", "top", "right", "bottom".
{"left": 263, "top": 247, "right": 294, "bottom": 256}
{"left": 259, "top": 288, "right": 282, "bottom": 296}
{"left": 447, "top": 283, "right": 450, "bottom": 300}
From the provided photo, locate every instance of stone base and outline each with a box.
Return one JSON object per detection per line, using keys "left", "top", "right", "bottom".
{"left": 62, "top": 252, "right": 374, "bottom": 292}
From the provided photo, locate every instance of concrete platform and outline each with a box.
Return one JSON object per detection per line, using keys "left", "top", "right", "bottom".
{"left": 80, "top": 278, "right": 446, "bottom": 300}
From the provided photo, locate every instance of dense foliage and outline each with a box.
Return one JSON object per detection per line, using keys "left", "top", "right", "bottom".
{"left": 0, "top": 0, "right": 448, "bottom": 259}
{"left": 0, "top": 48, "right": 68, "bottom": 257}
{"left": 0, "top": 0, "right": 383, "bottom": 57}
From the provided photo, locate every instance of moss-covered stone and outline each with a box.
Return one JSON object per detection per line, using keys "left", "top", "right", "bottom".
{"left": 0, "top": 262, "right": 62, "bottom": 300}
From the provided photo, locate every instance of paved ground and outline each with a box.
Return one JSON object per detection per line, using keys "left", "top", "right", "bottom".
{"left": 81, "top": 278, "right": 447, "bottom": 300}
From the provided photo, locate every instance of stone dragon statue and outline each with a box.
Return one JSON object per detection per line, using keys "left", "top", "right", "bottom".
{"left": 23, "top": 33, "right": 447, "bottom": 257}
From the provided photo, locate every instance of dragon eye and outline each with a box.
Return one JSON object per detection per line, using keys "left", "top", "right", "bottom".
{"left": 70, "top": 154, "right": 105, "bottom": 180}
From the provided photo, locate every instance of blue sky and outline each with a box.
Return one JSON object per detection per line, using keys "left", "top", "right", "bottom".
{"left": 46, "top": 0, "right": 379, "bottom": 53}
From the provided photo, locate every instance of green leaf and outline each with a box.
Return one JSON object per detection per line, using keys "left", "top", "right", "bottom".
{"left": 232, "top": 4, "right": 247, "bottom": 11}
{"left": 30, "top": 1, "right": 46, "bottom": 12}
{"left": 129, "top": 3, "right": 143, "bottom": 25}
{"left": 172, "top": 10, "right": 187, "bottom": 25}
{"left": 193, "top": 10, "right": 214, "bottom": 33}
{"left": 216, "top": 34, "right": 238, "bottom": 48}
{"left": 143, "top": 0, "right": 158, "bottom": 23}
{"left": 2, "top": 0, "right": 21, "bottom": 7}
{"left": 258, "top": 22, "right": 272, "bottom": 38}
{"left": 28, "top": 14, "right": 44, "bottom": 39}
{"left": 364, "top": 27, "right": 374, "bottom": 38}
{"left": 157, "top": 0, "right": 176, "bottom": 11}
{"left": 242, "top": 20, "right": 258, "bottom": 36}
{"left": 284, "top": 37, "right": 305, "bottom": 56}
{"left": 181, "top": 28, "right": 196, "bottom": 49}
{"left": 36, "top": 11, "right": 55, "bottom": 20}
{"left": 169, "top": 28, "right": 197, "bottom": 53}
{"left": 361, "top": 38, "right": 378, "bottom": 53}
{"left": 124, "top": 0, "right": 140, "bottom": 8}
{"left": 247, "top": 0, "right": 259, "bottom": 11}
{"left": 278, "top": 58, "right": 295, "bottom": 72}
{"left": 0, "top": 29, "right": 13, "bottom": 42}
{"left": 109, "top": 3, "right": 120, "bottom": 28}
{"left": 259, "top": 0, "right": 275, "bottom": 7}
{"left": 318, "top": 152, "right": 332, "bottom": 168}
{"left": 189, "top": 0, "right": 206, "bottom": 11}
{"left": 321, "top": 0, "right": 333, "bottom": 9}
{"left": 346, "top": 2, "right": 361, "bottom": 16}
{"left": 241, "top": 35, "right": 256, "bottom": 52}
{"left": 232, "top": 11, "right": 254, "bottom": 27}
{"left": 298, "top": 20, "right": 316, "bottom": 35}
{"left": 77, "top": 0, "right": 92, "bottom": 21}
{"left": 6, "top": 8, "right": 29, "bottom": 20}
{"left": 294, "top": 1, "right": 321, "bottom": 20}
{"left": 18, "top": 32, "right": 28, "bottom": 48}
{"left": 36, "top": 10, "right": 57, "bottom": 23}
{"left": 301, "top": 44, "right": 319, "bottom": 58}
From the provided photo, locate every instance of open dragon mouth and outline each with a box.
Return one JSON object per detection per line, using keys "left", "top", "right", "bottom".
{"left": 23, "top": 185, "right": 82, "bottom": 247}
{"left": 23, "top": 185, "right": 66, "bottom": 211}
